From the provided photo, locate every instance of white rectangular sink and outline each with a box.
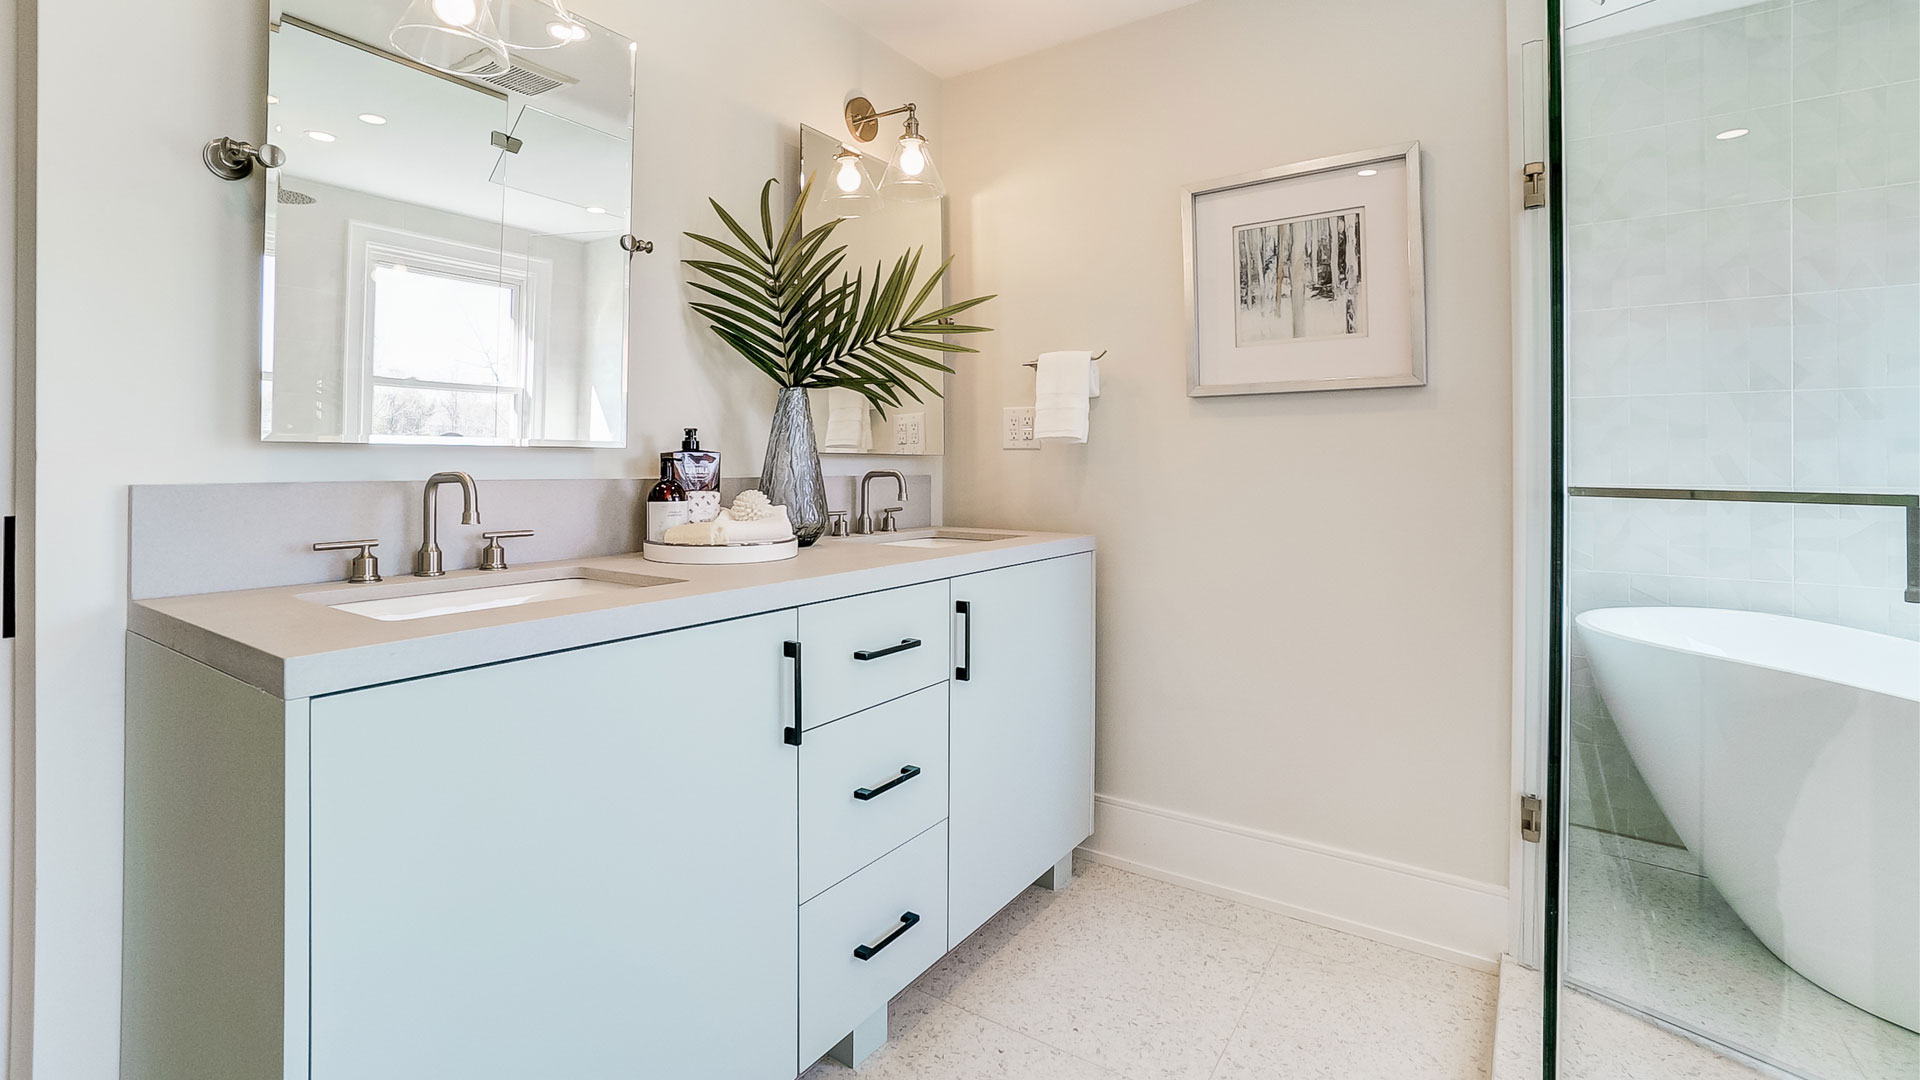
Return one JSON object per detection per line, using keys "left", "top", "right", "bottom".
{"left": 856, "top": 529, "right": 1024, "bottom": 549}
{"left": 884, "top": 537, "right": 989, "bottom": 549}
{"left": 330, "top": 577, "right": 651, "bottom": 622}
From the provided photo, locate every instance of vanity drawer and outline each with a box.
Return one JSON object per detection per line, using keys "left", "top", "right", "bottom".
{"left": 798, "top": 580, "right": 949, "bottom": 726}
{"left": 800, "top": 821, "right": 949, "bottom": 1071}
{"left": 800, "top": 684, "right": 949, "bottom": 900}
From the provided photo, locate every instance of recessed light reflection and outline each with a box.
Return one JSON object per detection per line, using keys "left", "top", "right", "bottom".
{"left": 359, "top": 113, "right": 388, "bottom": 125}
{"left": 1357, "top": 168, "right": 1378, "bottom": 177}
{"left": 305, "top": 130, "right": 336, "bottom": 143}
{"left": 267, "top": 94, "right": 279, "bottom": 105}
{"left": 547, "top": 20, "right": 589, "bottom": 42}
{"left": 585, "top": 206, "right": 607, "bottom": 214}
{"left": 1716, "top": 127, "right": 1750, "bottom": 140}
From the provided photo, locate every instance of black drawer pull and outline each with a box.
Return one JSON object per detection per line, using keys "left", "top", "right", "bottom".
{"left": 954, "top": 601, "right": 972, "bottom": 681}
{"left": 783, "top": 641, "right": 803, "bottom": 746}
{"left": 853, "top": 638, "right": 922, "bottom": 661}
{"left": 853, "top": 911, "right": 921, "bottom": 960}
{"left": 854, "top": 765, "right": 922, "bottom": 801}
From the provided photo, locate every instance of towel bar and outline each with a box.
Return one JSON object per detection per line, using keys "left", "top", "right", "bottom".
{"left": 1023, "top": 350, "right": 1105, "bottom": 369}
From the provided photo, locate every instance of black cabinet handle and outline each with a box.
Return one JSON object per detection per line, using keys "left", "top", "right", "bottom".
{"left": 954, "top": 601, "right": 972, "bottom": 681}
{"left": 853, "top": 638, "right": 922, "bottom": 661}
{"left": 854, "top": 765, "right": 922, "bottom": 801}
{"left": 783, "top": 640, "right": 803, "bottom": 746}
{"left": 853, "top": 911, "right": 921, "bottom": 960}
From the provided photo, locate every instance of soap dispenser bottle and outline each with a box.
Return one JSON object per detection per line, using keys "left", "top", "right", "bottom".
{"left": 667, "top": 428, "right": 721, "bottom": 492}
{"left": 645, "top": 456, "right": 690, "bottom": 544}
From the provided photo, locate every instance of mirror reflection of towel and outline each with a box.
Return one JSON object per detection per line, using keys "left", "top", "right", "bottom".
{"left": 825, "top": 388, "right": 872, "bottom": 451}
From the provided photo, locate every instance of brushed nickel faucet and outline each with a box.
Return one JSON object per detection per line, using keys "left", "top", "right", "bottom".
{"left": 856, "top": 470, "right": 908, "bottom": 535}
{"left": 414, "top": 471, "right": 481, "bottom": 577}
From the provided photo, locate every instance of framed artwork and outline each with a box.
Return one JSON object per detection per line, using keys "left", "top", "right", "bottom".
{"left": 1183, "top": 142, "right": 1426, "bottom": 396}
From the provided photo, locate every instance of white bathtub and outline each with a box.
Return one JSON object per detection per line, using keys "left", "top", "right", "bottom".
{"left": 1576, "top": 606, "right": 1920, "bottom": 1033}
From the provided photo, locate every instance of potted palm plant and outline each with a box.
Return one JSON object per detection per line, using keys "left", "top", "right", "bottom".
{"left": 684, "top": 178, "right": 993, "bottom": 544}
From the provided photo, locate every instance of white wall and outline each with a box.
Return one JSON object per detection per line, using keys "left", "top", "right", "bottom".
{"left": 23, "top": 1, "right": 939, "bottom": 1074}
{"left": 940, "top": 0, "right": 1516, "bottom": 960}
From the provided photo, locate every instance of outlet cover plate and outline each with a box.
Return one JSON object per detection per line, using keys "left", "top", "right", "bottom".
{"left": 1003, "top": 406, "right": 1038, "bottom": 450}
{"left": 895, "top": 411, "right": 924, "bottom": 453}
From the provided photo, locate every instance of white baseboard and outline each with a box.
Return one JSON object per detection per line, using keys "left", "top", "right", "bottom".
{"left": 1082, "top": 794, "right": 1508, "bottom": 973}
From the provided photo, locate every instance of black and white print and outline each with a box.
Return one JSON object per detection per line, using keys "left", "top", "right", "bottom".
{"left": 1234, "top": 208, "right": 1367, "bottom": 345}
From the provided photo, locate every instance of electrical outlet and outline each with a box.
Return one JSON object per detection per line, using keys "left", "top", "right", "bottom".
{"left": 1003, "top": 406, "right": 1038, "bottom": 450}
{"left": 895, "top": 411, "right": 924, "bottom": 453}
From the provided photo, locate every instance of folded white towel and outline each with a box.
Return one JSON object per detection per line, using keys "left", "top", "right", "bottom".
{"left": 662, "top": 506, "right": 795, "bottom": 546}
{"left": 1034, "top": 350, "right": 1095, "bottom": 443}
{"left": 824, "top": 388, "right": 871, "bottom": 452}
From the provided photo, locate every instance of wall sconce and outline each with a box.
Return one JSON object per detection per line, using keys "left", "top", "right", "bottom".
{"left": 390, "top": 0, "right": 510, "bottom": 75}
{"left": 844, "top": 97, "right": 946, "bottom": 202}
{"left": 813, "top": 145, "right": 880, "bottom": 218}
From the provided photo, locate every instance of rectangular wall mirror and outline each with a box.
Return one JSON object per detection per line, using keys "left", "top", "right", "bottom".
{"left": 262, "top": 1, "right": 634, "bottom": 446}
{"left": 799, "top": 124, "right": 946, "bottom": 457}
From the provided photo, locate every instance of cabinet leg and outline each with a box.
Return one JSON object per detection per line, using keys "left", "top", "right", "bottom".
{"left": 1036, "top": 852, "right": 1075, "bottom": 892}
{"left": 827, "top": 1003, "right": 889, "bottom": 1069}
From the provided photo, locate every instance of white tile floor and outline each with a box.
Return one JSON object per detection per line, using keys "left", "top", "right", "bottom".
{"left": 1567, "top": 827, "right": 1918, "bottom": 1080}
{"left": 802, "top": 857, "right": 1498, "bottom": 1080}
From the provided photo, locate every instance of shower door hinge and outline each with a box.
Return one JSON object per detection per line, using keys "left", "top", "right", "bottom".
{"left": 1520, "top": 794, "right": 1544, "bottom": 842}
{"left": 1522, "top": 162, "right": 1547, "bottom": 209}
{"left": 491, "top": 131, "right": 523, "bottom": 154}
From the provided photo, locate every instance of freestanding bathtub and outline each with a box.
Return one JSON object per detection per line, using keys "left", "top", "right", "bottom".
{"left": 1576, "top": 606, "right": 1919, "bottom": 1033}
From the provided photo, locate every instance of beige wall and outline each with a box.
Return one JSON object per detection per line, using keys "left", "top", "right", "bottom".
{"left": 941, "top": 0, "right": 1515, "bottom": 888}
{"left": 23, "top": 1, "right": 938, "bottom": 1074}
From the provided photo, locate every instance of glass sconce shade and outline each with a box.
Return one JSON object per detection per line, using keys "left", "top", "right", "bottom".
{"left": 390, "top": 0, "right": 510, "bottom": 75}
{"left": 493, "top": 0, "right": 588, "bottom": 49}
{"left": 879, "top": 132, "right": 944, "bottom": 202}
{"left": 814, "top": 147, "right": 880, "bottom": 218}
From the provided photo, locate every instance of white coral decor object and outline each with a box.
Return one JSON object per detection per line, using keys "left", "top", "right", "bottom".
{"left": 729, "top": 489, "right": 773, "bottom": 522}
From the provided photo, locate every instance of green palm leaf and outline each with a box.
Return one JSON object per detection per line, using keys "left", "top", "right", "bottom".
{"left": 682, "top": 177, "right": 995, "bottom": 410}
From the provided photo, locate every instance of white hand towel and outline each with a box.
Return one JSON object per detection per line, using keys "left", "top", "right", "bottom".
{"left": 1034, "top": 350, "right": 1095, "bottom": 443}
{"left": 824, "top": 388, "right": 871, "bottom": 452}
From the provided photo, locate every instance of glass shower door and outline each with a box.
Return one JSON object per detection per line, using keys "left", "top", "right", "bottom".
{"left": 1551, "top": 0, "right": 1919, "bottom": 1076}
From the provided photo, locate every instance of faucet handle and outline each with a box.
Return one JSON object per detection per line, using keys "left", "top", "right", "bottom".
{"left": 877, "top": 508, "right": 905, "bottom": 533}
{"left": 313, "top": 539, "right": 382, "bottom": 584}
{"left": 827, "top": 511, "right": 850, "bottom": 537}
{"left": 478, "top": 530, "right": 535, "bottom": 571}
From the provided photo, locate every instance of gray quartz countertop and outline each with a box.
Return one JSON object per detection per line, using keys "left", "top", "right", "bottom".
{"left": 129, "top": 529, "right": 1095, "bottom": 700}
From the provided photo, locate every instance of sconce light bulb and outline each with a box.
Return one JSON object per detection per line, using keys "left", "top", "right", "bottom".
{"left": 897, "top": 137, "right": 927, "bottom": 177}
{"left": 431, "top": 0, "right": 479, "bottom": 27}
{"left": 835, "top": 158, "right": 863, "bottom": 193}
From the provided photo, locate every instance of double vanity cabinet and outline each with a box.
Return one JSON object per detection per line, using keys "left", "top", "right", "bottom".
{"left": 122, "top": 534, "right": 1094, "bottom": 1080}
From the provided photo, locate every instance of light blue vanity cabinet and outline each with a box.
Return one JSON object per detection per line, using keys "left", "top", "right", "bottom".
{"left": 123, "top": 547, "right": 1096, "bottom": 1080}
{"left": 306, "top": 611, "right": 800, "bottom": 1079}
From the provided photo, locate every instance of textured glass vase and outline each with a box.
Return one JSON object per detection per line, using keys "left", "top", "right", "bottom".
{"left": 761, "top": 387, "right": 829, "bottom": 546}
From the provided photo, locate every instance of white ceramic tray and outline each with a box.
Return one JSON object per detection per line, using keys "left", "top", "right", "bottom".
{"left": 640, "top": 538, "right": 799, "bottom": 565}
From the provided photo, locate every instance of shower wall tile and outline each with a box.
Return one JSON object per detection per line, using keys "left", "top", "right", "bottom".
{"left": 1790, "top": 0, "right": 1920, "bottom": 98}
{"left": 1790, "top": 81, "right": 1920, "bottom": 196}
{"left": 1791, "top": 386, "right": 1920, "bottom": 491}
{"left": 1791, "top": 285, "right": 1920, "bottom": 388}
{"left": 1698, "top": 106, "right": 1793, "bottom": 207}
{"left": 1791, "top": 183, "right": 1920, "bottom": 292}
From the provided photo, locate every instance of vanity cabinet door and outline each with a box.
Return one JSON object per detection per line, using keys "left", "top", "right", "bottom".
{"left": 307, "top": 612, "right": 800, "bottom": 1080}
{"left": 948, "top": 554, "right": 1097, "bottom": 946}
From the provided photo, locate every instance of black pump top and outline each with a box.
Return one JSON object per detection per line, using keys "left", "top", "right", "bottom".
{"left": 682, "top": 428, "right": 700, "bottom": 450}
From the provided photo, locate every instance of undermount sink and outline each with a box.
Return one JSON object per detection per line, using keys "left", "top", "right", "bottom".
{"left": 838, "top": 529, "right": 1024, "bottom": 548}
{"left": 325, "top": 572, "right": 675, "bottom": 622}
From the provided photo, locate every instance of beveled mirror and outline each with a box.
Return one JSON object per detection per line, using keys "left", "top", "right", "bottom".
{"left": 798, "top": 124, "right": 946, "bottom": 456}
{"left": 262, "top": 1, "right": 634, "bottom": 446}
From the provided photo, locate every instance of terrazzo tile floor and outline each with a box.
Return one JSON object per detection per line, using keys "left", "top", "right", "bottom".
{"left": 1566, "top": 827, "right": 1918, "bottom": 1080}
{"left": 801, "top": 857, "right": 1497, "bottom": 1079}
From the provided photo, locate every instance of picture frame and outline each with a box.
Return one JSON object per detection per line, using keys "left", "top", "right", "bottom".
{"left": 1183, "top": 142, "right": 1426, "bottom": 397}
